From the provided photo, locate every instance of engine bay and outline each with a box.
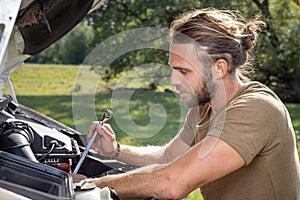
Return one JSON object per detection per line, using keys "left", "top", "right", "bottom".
{"left": 0, "top": 95, "right": 136, "bottom": 199}
{"left": 0, "top": 95, "right": 134, "bottom": 176}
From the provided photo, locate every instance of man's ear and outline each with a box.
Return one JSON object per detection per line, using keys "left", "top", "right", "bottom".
{"left": 215, "top": 59, "right": 228, "bottom": 79}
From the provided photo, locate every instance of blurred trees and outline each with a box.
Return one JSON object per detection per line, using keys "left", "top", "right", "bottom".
{"left": 29, "top": 0, "right": 300, "bottom": 102}
{"left": 28, "top": 22, "right": 94, "bottom": 64}
{"left": 250, "top": 0, "right": 300, "bottom": 102}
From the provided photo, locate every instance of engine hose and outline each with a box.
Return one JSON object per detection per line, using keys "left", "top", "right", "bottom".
{"left": 0, "top": 121, "right": 37, "bottom": 162}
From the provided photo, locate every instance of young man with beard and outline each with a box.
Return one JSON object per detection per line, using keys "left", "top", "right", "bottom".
{"left": 75, "top": 8, "right": 300, "bottom": 199}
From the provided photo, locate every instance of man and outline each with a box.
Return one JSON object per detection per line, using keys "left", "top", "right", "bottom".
{"left": 80, "top": 8, "right": 300, "bottom": 199}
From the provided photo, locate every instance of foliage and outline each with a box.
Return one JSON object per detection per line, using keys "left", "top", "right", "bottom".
{"left": 250, "top": 0, "right": 300, "bottom": 102}
{"left": 87, "top": 0, "right": 300, "bottom": 102}
{"left": 86, "top": 0, "right": 202, "bottom": 86}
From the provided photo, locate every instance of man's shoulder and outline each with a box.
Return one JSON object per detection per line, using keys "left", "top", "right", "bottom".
{"left": 232, "top": 81, "right": 281, "bottom": 105}
{"left": 226, "top": 81, "right": 286, "bottom": 119}
{"left": 239, "top": 81, "right": 278, "bottom": 98}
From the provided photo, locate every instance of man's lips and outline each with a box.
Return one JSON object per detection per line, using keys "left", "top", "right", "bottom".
{"left": 176, "top": 86, "right": 192, "bottom": 96}
{"left": 179, "top": 90, "right": 189, "bottom": 95}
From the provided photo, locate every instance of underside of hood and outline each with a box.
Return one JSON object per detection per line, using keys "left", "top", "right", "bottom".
{"left": 18, "top": 0, "right": 94, "bottom": 55}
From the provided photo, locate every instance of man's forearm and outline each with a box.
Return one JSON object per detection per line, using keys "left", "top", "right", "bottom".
{"left": 113, "top": 135, "right": 190, "bottom": 167}
{"left": 90, "top": 173, "right": 152, "bottom": 199}
{"left": 115, "top": 144, "right": 167, "bottom": 166}
{"left": 88, "top": 164, "right": 168, "bottom": 199}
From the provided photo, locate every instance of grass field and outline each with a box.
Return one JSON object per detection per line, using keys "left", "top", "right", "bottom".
{"left": 6, "top": 63, "right": 300, "bottom": 199}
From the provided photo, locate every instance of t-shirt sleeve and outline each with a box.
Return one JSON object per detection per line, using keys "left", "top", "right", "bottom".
{"left": 207, "top": 96, "right": 278, "bottom": 165}
{"left": 179, "top": 108, "right": 199, "bottom": 146}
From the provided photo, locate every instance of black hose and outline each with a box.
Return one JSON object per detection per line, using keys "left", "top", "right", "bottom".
{"left": 0, "top": 121, "right": 37, "bottom": 162}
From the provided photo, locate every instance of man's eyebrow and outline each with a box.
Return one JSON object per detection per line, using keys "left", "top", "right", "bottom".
{"left": 171, "top": 66, "right": 182, "bottom": 69}
{"left": 171, "top": 65, "right": 188, "bottom": 70}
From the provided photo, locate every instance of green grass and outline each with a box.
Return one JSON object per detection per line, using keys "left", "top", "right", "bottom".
{"left": 286, "top": 104, "right": 300, "bottom": 156}
{"left": 6, "top": 63, "right": 300, "bottom": 199}
{"left": 286, "top": 104, "right": 300, "bottom": 133}
{"left": 10, "top": 63, "right": 80, "bottom": 95}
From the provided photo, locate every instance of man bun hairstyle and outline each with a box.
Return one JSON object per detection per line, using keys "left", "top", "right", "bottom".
{"left": 170, "top": 8, "right": 265, "bottom": 81}
{"left": 240, "top": 18, "right": 263, "bottom": 51}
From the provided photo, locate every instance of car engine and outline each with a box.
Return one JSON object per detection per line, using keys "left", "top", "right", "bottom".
{"left": 0, "top": 95, "right": 133, "bottom": 175}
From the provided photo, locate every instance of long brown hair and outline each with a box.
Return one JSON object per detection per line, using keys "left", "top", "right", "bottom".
{"left": 170, "top": 8, "right": 265, "bottom": 82}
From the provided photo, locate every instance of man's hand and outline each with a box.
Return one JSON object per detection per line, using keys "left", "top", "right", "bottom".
{"left": 87, "top": 122, "right": 118, "bottom": 157}
{"left": 70, "top": 173, "right": 87, "bottom": 183}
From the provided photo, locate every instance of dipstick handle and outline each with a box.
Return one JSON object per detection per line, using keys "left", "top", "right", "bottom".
{"left": 73, "top": 109, "right": 112, "bottom": 174}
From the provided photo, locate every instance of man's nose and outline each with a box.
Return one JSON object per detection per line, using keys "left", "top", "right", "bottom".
{"left": 170, "top": 69, "right": 181, "bottom": 86}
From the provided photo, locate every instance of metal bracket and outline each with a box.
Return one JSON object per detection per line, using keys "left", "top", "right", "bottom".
{"left": 0, "top": 62, "right": 22, "bottom": 103}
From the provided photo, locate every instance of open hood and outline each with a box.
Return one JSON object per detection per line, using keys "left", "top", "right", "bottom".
{"left": 0, "top": 0, "right": 104, "bottom": 102}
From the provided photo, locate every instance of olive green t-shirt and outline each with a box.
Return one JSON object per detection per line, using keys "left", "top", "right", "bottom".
{"left": 179, "top": 81, "right": 300, "bottom": 200}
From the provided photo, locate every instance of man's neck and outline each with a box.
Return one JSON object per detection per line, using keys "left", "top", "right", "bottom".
{"left": 210, "top": 75, "right": 243, "bottom": 115}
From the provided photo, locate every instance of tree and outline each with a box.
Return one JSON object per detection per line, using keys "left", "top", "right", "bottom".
{"left": 251, "top": 0, "right": 300, "bottom": 102}
{"left": 86, "top": 0, "right": 202, "bottom": 84}
{"left": 88, "top": 0, "right": 300, "bottom": 102}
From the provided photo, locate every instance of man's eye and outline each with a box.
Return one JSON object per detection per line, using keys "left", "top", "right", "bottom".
{"left": 179, "top": 69, "right": 188, "bottom": 74}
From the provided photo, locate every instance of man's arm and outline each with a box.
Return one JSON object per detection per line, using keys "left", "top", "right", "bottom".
{"left": 116, "top": 133, "right": 191, "bottom": 166}
{"left": 88, "top": 122, "right": 190, "bottom": 166}
{"left": 88, "top": 136, "right": 245, "bottom": 199}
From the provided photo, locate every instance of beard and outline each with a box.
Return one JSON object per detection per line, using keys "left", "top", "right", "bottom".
{"left": 179, "top": 82, "right": 211, "bottom": 107}
{"left": 178, "top": 71, "right": 216, "bottom": 108}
